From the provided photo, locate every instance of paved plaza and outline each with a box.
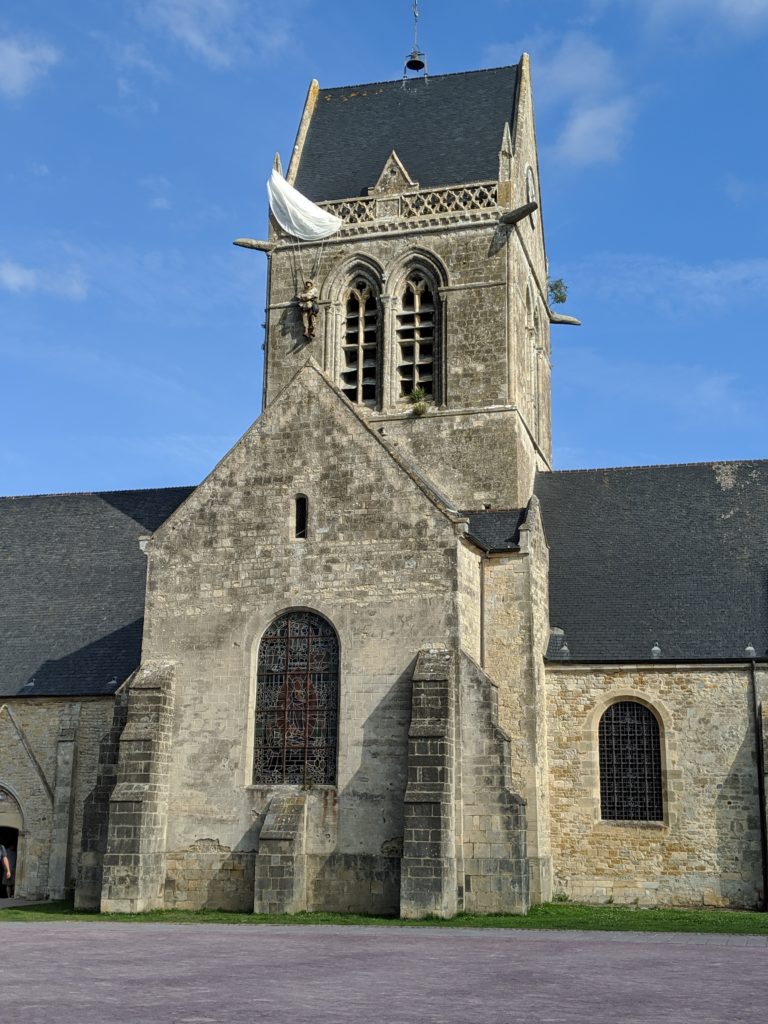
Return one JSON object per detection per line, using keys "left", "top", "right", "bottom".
{"left": 2, "top": 922, "right": 766, "bottom": 1024}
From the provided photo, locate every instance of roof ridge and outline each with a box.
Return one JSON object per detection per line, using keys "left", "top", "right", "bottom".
{"left": 543, "top": 458, "right": 768, "bottom": 476}
{"left": 318, "top": 64, "right": 518, "bottom": 93}
{"left": 0, "top": 484, "right": 195, "bottom": 501}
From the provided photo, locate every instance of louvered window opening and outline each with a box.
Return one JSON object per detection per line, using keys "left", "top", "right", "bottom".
{"left": 341, "top": 279, "right": 379, "bottom": 407}
{"left": 254, "top": 611, "right": 339, "bottom": 786}
{"left": 599, "top": 701, "right": 663, "bottom": 821}
{"left": 397, "top": 275, "right": 435, "bottom": 398}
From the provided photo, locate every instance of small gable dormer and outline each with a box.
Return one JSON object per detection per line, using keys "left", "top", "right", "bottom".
{"left": 368, "top": 151, "right": 419, "bottom": 196}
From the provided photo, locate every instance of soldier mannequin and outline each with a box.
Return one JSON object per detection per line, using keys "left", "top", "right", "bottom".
{"left": 297, "top": 279, "right": 319, "bottom": 339}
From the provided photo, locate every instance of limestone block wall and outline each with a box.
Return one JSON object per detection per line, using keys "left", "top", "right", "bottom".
{"left": 101, "top": 662, "right": 176, "bottom": 913}
{"left": 265, "top": 224, "right": 511, "bottom": 412}
{"left": 457, "top": 539, "right": 481, "bottom": 664}
{"left": 401, "top": 648, "right": 458, "bottom": 919}
{"left": 263, "top": 220, "right": 541, "bottom": 508}
{"left": 546, "top": 663, "right": 765, "bottom": 908}
{"left": 504, "top": 52, "right": 551, "bottom": 465}
{"left": 374, "top": 409, "right": 536, "bottom": 510}
{"left": 458, "top": 653, "right": 529, "bottom": 914}
{"left": 0, "top": 697, "right": 114, "bottom": 899}
{"left": 481, "top": 498, "right": 552, "bottom": 902}
{"left": 76, "top": 690, "right": 129, "bottom": 909}
{"left": 138, "top": 368, "right": 464, "bottom": 912}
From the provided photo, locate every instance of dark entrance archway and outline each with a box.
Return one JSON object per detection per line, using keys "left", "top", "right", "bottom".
{"left": 0, "top": 786, "right": 23, "bottom": 897}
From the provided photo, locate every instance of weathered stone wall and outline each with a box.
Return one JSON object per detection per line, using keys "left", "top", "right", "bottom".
{"left": 458, "top": 653, "right": 529, "bottom": 914}
{"left": 101, "top": 662, "right": 176, "bottom": 912}
{"left": 138, "top": 366, "right": 463, "bottom": 911}
{"left": 546, "top": 663, "right": 766, "bottom": 908}
{"left": 457, "top": 538, "right": 481, "bottom": 665}
{"left": 481, "top": 498, "right": 552, "bottom": 902}
{"left": 401, "top": 648, "right": 458, "bottom": 919}
{"left": 76, "top": 690, "right": 129, "bottom": 909}
{"left": 0, "top": 697, "right": 114, "bottom": 899}
{"left": 505, "top": 53, "right": 551, "bottom": 467}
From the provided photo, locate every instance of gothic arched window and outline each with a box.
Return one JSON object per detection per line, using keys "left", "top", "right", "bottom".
{"left": 599, "top": 701, "right": 663, "bottom": 821}
{"left": 254, "top": 611, "right": 340, "bottom": 786}
{"left": 341, "top": 277, "right": 381, "bottom": 407}
{"left": 396, "top": 272, "right": 438, "bottom": 399}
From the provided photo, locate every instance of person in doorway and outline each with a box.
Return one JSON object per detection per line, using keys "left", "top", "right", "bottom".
{"left": 4, "top": 845, "right": 15, "bottom": 897}
{"left": 0, "top": 844, "right": 10, "bottom": 898}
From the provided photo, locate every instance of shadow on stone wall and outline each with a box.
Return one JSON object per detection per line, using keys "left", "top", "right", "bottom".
{"left": 713, "top": 726, "right": 763, "bottom": 909}
{"left": 307, "top": 661, "right": 414, "bottom": 915}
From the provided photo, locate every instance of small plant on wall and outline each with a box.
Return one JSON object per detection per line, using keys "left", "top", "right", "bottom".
{"left": 408, "top": 386, "right": 428, "bottom": 417}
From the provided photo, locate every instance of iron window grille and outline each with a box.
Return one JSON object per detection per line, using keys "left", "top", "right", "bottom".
{"left": 254, "top": 611, "right": 339, "bottom": 786}
{"left": 598, "top": 700, "right": 663, "bottom": 821}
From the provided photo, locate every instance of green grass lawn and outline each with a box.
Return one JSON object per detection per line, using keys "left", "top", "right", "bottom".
{"left": 2, "top": 899, "right": 767, "bottom": 934}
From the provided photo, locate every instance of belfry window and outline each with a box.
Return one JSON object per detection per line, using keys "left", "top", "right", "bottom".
{"left": 341, "top": 278, "right": 380, "bottom": 407}
{"left": 254, "top": 611, "right": 339, "bottom": 786}
{"left": 599, "top": 701, "right": 663, "bottom": 821}
{"left": 397, "top": 274, "right": 436, "bottom": 398}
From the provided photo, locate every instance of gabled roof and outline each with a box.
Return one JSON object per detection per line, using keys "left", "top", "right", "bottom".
{"left": 0, "top": 487, "right": 193, "bottom": 697}
{"left": 293, "top": 66, "right": 519, "bottom": 202}
{"left": 535, "top": 461, "right": 768, "bottom": 663}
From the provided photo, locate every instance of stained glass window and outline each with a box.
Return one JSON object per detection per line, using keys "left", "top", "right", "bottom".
{"left": 599, "top": 701, "right": 663, "bottom": 821}
{"left": 254, "top": 611, "right": 339, "bottom": 786}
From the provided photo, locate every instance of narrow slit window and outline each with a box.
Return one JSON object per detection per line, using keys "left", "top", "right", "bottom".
{"left": 397, "top": 274, "right": 436, "bottom": 399}
{"left": 341, "top": 278, "right": 381, "bottom": 407}
{"left": 295, "top": 495, "right": 308, "bottom": 539}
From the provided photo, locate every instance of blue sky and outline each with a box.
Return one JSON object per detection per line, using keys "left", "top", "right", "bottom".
{"left": 2, "top": 0, "right": 767, "bottom": 495}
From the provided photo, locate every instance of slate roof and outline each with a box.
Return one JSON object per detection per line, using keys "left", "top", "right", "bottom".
{"left": 464, "top": 509, "right": 526, "bottom": 551}
{"left": 293, "top": 66, "right": 519, "bottom": 202}
{"left": 0, "top": 487, "right": 193, "bottom": 697}
{"left": 535, "top": 461, "right": 768, "bottom": 663}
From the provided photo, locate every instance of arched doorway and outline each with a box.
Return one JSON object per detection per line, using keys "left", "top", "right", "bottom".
{"left": 0, "top": 786, "right": 23, "bottom": 898}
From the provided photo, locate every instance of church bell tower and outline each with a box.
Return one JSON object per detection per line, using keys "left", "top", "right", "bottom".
{"left": 258, "top": 55, "right": 550, "bottom": 511}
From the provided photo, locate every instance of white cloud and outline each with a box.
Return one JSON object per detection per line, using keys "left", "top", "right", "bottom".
{"left": 555, "top": 98, "right": 635, "bottom": 165}
{"left": 724, "top": 174, "right": 768, "bottom": 202}
{"left": 136, "top": 0, "right": 301, "bottom": 67}
{"left": 30, "top": 162, "right": 50, "bottom": 177}
{"left": 557, "top": 345, "right": 758, "bottom": 432}
{"left": 0, "top": 260, "right": 88, "bottom": 300}
{"left": 139, "top": 174, "right": 172, "bottom": 210}
{"left": 0, "top": 35, "right": 60, "bottom": 99}
{"left": 139, "top": 0, "right": 246, "bottom": 66}
{"left": 487, "top": 32, "right": 637, "bottom": 166}
{"left": 642, "top": 0, "right": 768, "bottom": 31}
{"left": 572, "top": 252, "right": 768, "bottom": 311}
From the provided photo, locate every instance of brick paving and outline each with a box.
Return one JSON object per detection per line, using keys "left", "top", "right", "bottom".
{"left": 2, "top": 922, "right": 766, "bottom": 1024}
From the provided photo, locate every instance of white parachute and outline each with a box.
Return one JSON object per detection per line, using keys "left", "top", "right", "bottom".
{"left": 266, "top": 169, "right": 341, "bottom": 241}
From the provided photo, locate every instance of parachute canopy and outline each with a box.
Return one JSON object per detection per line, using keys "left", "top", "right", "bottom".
{"left": 267, "top": 169, "right": 342, "bottom": 241}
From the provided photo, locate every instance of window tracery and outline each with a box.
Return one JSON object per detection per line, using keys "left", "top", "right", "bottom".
{"left": 341, "top": 277, "right": 381, "bottom": 407}
{"left": 396, "top": 272, "right": 437, "bottom": 399}
{"left": 253, "top": 611, "right": 339, "bottom": 786}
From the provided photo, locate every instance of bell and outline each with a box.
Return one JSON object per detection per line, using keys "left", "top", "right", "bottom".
{"left": 405, "top": 48, "right": 426, "bottom": 72}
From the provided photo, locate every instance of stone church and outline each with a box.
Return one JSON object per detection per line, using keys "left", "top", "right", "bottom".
{"left": 1, "top": 57, "right": 767, "bottom": 917}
